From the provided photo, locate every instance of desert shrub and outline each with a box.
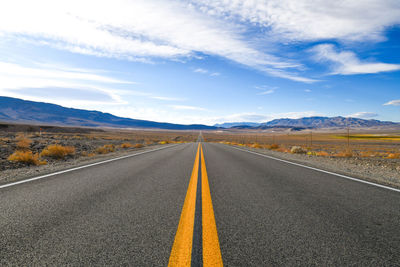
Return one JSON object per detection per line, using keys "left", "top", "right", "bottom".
{"left": 16, "top": 138, "right": 32, "bottom": 150}
{"left": 360, "top": 151, "right": 377, "bottom": 157}
{"left": 121, "top": 143, "right": 133, "bottom": 148}
{"left": 275, "top": 147, "right": 289, "bottom": 153}
{"left": 251, "top": 143, "right": 262, "bottom": 149}
{"left": 159, "top": 141, "right": 170, "bottom": 145}
{"left": 316, "top": 151, "right": 329, "bottom": 156}
{"left": 40, "top": 144, "right": 75, "bottom": 159}
{"left": 269, "top": 144, "right": 280, "bottom": 150}
{"left": 96, "top": 144, "right": 115, "bottom": 154}
{"left": 134, "top": 143, "right": 144, "bottom": 148}
{"left": 81, "top": 151, "right": 96, "bottom": 157}
{"left": 291, "top": 146, "right": 306, "bottom": 154}
{"left": 334, "top": 150, "right": 353, "bottom": 158}
{"left": 387, "top": 153, "right": 400, "bottom": 159}
{"left": 8, "top": 150, "right": 46, "bottom": 165}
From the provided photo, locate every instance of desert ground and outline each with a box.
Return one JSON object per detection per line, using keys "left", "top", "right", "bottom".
{"left": 0, "top": 123, "right": 197, "bottom": 184}
{"left": 203, "top": 129, "right": 400, "bottom": 188}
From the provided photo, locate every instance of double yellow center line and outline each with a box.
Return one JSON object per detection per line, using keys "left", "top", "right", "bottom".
{"left": 169, "top": 143, "right": 223, "bottom": 267}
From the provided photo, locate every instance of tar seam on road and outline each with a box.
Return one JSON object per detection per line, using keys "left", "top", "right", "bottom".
{"left": 0, "top": 144, "right": 181, "bottom": 190}
{"left": 191, "top": 149, "right": 203, "bottom": 267}
{"left": 229, "top": 145, "right": 400, "bottom": 193}
{"left": 169, "top": 143, "right": 223, "bottom": 267}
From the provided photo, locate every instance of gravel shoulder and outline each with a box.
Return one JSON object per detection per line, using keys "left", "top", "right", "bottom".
{"left": 0, "top": 144, "right": 174, "bottom": 186}
{"left": 228, "top": 144, "right": 400, "bottom": 189}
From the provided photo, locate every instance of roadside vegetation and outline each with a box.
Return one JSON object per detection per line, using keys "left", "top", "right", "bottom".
{"left": 204, "top": 130, "right": 400, "bottom": 187}
{"left": 1, "top": 125, "right": 196, "bottom": 171}
{"left": 204, "top": 132, "right": 400, "bottom": 159}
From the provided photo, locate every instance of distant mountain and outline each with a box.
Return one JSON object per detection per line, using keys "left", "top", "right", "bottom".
{"left": 214, "top": 122, "right": 261, "bottom": 128}
{"left": 260, "top": 116, "right": 398, "bottom": 128}
{"left": 0, "top": 96, "right": 217, "bottom": 130}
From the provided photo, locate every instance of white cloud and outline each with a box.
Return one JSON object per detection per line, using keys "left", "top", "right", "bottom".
{"left": 0, "top": 0, "right": 315, "bottom": 82}
{"left": 258, "top": 89, "right": 275, "bottom": 95}
{"left": 193, "top": 0, "right": 400, "bottom": 42}
{"left": 255, "top": 85, "right": 277, "bottom": 95}
{"left": 193, "top": 68, "right": 221, "bottom": 77}
{"left": 150, "top": 96, "right": 184, "bottom": 101}
{"left": 312, "top": 44, "right": 400, "bottom": 75}
{"left": 194, "top": 68, "right": 208, "bottom": 74}
{"left": 384, "top": 99, "right": 400, "bottom": 106}
{"left": 0, "top": 61, "right": 190, "bottom": 106}
{"left": 0, "top": 61, "right": 130, "bottom": 85}
{"left": 0, "top": 61, "right": 134, "bottom": 105}
{"left": 203, "top": 111, "right": 319, "bottom": 125}
{"left": 304, "top": 89, "right": 311, "bottom": 93}
{"left": 169, "top": 105, "right": 207, "bottom": 111}
{"left": 349, "top": 112, "right": 378, "bottom": 119}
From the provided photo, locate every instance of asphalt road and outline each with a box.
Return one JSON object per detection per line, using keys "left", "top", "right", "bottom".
{"left": 1, "top": 142, "right": 399, "bottom": 266}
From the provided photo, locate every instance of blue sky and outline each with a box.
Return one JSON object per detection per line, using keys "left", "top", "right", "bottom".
{"left": 0, "top": 0, "right": 399, "bottom": 125}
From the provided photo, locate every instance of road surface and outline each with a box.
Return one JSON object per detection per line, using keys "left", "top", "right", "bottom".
{"left": 1, "top": 142, "right": 399, "bottom": 266}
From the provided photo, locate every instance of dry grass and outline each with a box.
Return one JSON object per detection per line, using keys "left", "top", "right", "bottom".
{"left": 96, "top": 144, "right": 115, "bottom": 154}
{"left": 387, "top": 153, "right": 400, "bottom": 159}
{"left": 8, "top": 150, "right": 47, "bottom": 165}
{"left": 121, "top": 142, "right": 133, "bottom": 148}
{"left": 81, "top": 151, "right": 96, "bottom": 157}
{"left": 159, "top": 141, "right": 170, "bottom": 145}
{"left": 16, "top": 138, "right": 32, "bottom": 150}
{"left": 360, "top": 151, "right": 377, "bottom": 158}
{"left": 316, "top": 151, "right": 330, "bottom": 156}
{"left": 134, "top": 143, "right": 144, "bottom": 148}
{"left": 269, "top": 144, "right": 280, "bottom": 150}
{"left": 40, "top": 144, "right": 75, "bottom": 159}
{"left": 251, "top": 143, "right": 262, "bottom": 149}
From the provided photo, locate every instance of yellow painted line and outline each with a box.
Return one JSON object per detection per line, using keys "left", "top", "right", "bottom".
{"left": 201, "top": 144, "right": 223, "bottom": 266}
{"left": 168, "top": 143, "right": 201, "bottom": 267}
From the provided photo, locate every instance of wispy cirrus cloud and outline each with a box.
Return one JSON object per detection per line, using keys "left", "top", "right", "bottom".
{"left": 0, "top": 61, "right": 132, "bottom": 105}
{"left": 0, "top": 0, "right": 317, "bottom": 83}
{"left": 348, "top": 112, "right": 378, "bottom": 119}
{"left": 208, "top": 111, "right": 320, "bottom": 125}
{"left": 255, "top": 85, "right": 277, "bottom": 95}
{"left": 312, "top": 44, "right": 400, "bottom": 75}
{"left": 192, "top": 0, "right": 400, "bottom": 42}
{"left": 193, "top": 68, "right": 220, "bottom": 76}
{"left": 150, "top": 96, "right": 185, "bottom": 101}
{"left": 169, "top": 105, "right": 207, "bottom": 111}
{"left": 193, "top": 68, "right": 208, "bottom": 74}
{"left": 0, "top": 60, "right": 185, "bottom": 107}
{"left": 383, "top": 99, "right": 400, "bottom": 106}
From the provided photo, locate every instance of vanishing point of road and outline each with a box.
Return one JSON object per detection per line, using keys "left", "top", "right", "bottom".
{"left": 1, "top": 141, "right": 399, "bottom": 266}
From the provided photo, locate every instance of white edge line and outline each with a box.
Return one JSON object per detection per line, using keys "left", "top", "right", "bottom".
{"left": 0, "top": 144, "right": 182, "bottom": 190}
{"left": 226, "top": 144, "right": 400, "bottom": 193}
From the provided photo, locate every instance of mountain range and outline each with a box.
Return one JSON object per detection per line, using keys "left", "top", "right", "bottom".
{"left": 216, "top": 116, "right": 398, "bottom": 129}
{"left": 0, "top": 96, "right": 216, "bottom": 130}
{"left": 0, "top": 96, "right": 398, "bottom": 130}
